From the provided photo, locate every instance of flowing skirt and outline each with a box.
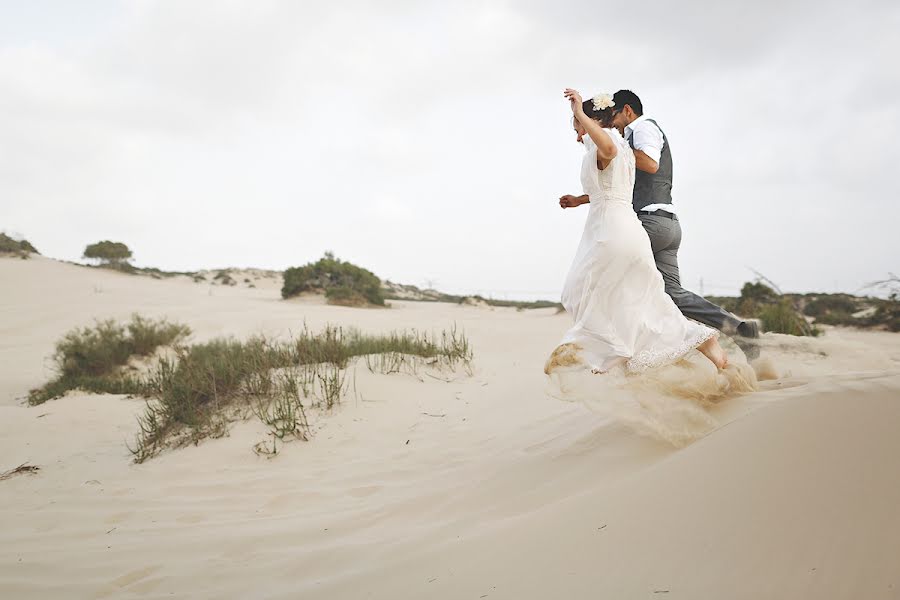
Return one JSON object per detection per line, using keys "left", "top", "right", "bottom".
{"left": 548, "top": 200, "right": 716, "bottom": 374}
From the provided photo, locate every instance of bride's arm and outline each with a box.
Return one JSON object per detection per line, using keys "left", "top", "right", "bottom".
{"left": 575, "top": 111, "right": 618, "bottom": 161}
{"left": 564, "top": 88, "right": 618, "bottom": 162}
{"left": 559, "top": 194, "right": 590, "bottom": 208}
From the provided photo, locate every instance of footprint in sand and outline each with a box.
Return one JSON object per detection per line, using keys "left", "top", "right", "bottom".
{"left": 348, "top": 485, "right": 382, "bottom": 498}
{"left": 96, "top": 565, "right": 162, "bottom": 597}
{"left": 175, "top": 514, "right": 206, "bottom": 524}
{"left": 105, "top": 511, "right": 134, "bottom": 525}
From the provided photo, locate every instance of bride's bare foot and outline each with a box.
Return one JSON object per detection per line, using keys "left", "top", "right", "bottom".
{"left": 698, "top": 336, "right": 729, "bottom": 370}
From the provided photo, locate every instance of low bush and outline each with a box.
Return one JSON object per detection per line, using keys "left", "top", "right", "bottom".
{"left": 28, "top": 315, "right": 191, "bottom": 405}
{"left": 0, "top": 233, "right": 38, "bottom": 257}
{"left": 282, "top": 253, "right": 384, "bottom": 306}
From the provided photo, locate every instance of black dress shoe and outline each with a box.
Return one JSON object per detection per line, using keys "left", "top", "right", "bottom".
{"left": 737, "top": 319, "right": 761, "bottom": 339}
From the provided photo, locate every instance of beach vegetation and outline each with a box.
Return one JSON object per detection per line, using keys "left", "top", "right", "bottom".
{"left": 27, "top": 315, "right": 473, "bottom": 462}
{"left": 282, "top": 252, "right": 384, "bottom": 306}
{"left": 0, "top": 232, "right": 39, "bottom": 258}
{"left": 83, "top": 240, "right": 133, "bottom": 265}
{"left": 130, "top": 323, "right": 471, "bottom": 462}
{"left": 27, "top": 315, "right": 191, "bottom": 405}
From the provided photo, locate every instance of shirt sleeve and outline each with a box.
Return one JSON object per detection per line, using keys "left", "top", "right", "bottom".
{"left": 630, "top": 120, "right": 663, "bottom": 164}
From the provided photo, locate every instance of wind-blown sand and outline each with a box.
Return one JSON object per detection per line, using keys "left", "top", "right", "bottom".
{"left": 1, "top": 255, "right": 899, "bottom": 599}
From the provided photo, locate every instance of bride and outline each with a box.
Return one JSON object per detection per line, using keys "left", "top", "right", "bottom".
{"left": 546, "top": 89, "right": 728, "bottom": 375}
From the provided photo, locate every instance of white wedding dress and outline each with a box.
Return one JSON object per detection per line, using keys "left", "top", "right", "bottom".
{"left": 548, "top": 128, "right": 716, "bottom": 374}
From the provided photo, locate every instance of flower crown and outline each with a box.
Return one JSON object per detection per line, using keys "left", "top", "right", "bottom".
{"left": 591, "top": 93, "right": 615, "bottom": 111}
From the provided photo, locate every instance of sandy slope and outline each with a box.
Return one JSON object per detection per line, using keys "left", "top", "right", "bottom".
{"left": 1, "top": 255, "right": 899, "bottom": 599}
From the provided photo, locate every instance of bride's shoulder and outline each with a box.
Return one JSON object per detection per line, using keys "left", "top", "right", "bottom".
{"left": 604, "top": 127, "right": 627, "bottom": 145}
{"left": 605, "top": 127, "right": 629, "bottom": 149}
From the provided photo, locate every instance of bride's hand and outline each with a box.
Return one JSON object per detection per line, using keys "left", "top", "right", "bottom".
{"left": 564, "top": 88, "right": 583, "bottom": 114}
{"left": 559, "top": 194, "right": 581, "bottom": 209}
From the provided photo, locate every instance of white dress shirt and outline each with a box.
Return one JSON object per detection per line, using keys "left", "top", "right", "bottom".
{"left": 625, "top": 115, "right": 676, "bottom": 215}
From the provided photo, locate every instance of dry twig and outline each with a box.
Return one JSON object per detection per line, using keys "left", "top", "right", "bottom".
{"left": 0, "top": 463, "right": 40, "bottom": 481}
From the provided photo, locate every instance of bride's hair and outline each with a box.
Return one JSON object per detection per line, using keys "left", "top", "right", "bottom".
{"left": 581, "top": 99, "right": 615, "bottom": 127}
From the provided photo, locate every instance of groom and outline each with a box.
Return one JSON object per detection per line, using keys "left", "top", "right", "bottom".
{"left": 611, "top": 90, "right": 759, "bottom": 339}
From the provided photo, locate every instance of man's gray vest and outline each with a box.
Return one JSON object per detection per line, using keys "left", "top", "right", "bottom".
{"left": 627, "top": 118, "right": 673, "bottom": 212}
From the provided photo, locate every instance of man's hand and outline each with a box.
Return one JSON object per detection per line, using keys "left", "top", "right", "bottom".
{"left": 559, "top": 194, "right": 587, "bottom": 208}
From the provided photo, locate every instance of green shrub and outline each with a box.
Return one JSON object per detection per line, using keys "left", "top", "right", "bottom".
{"left": 872, "top": 294, "right": 900, "bottom": 332}
{"left": 803, "top": 295, "right": 858, "bottom": 318}
{"left": 83, "top": 240, "right": 133, "bottom": 264}
{"left": 758, "top": 299, "right": 820, "bottom": 337}
{"left": 54, "top": 319, "right": 134, "bottom": 378}
{"left": 28, "top": 315, "right": 191, "bottom": 404}
{"left": 739, "top": 281, "right": 780, "bottom": 304}
{"left": 32, "top": 373, "right": 145, "bottom": 403}
{"left": 325, "top": 285, "right": 368, "bottom": 306}
{"left": 128, "top": 315, "right": 191, "bottom": 356}
{"left": 282, "top": 253, "right": 384, "bottom": 306}
{"left": 0, "top": 233, "right": 38, "bottom": 256}
{"left": 213, "top": 270, "right": 236, "bottom": 286}
{"left": 100, "top": 261, "right": 138, "bottom": 274}
{"left": 714, "top": 281, "right": 819, "bottom": 336}
{"left": 814, "top": 311, "right": 857, "bottom": 326}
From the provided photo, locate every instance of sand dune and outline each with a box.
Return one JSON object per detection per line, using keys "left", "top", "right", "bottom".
{"left": 1, "top": 255, "right": 899, "bottom": 599}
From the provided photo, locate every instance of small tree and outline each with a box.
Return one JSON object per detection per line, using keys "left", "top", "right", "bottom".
{"left": 83, "top": 241, "right": 133, "bottom": 265}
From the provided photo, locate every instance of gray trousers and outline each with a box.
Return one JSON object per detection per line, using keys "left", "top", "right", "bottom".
{"left": 638, "top": 213, "right": 742, "bottom": 334}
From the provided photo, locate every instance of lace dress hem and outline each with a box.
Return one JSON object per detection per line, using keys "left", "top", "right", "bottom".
{"left": 625, "top": 328, "right": 717, "bottom": 373}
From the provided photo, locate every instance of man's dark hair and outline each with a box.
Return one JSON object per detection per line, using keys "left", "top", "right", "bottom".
{"left": 613, "top": 90, "right": 643, "bottom": 116}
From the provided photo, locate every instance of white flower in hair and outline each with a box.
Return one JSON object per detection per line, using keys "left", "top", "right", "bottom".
{"left": 591, "top": 93, "right": 615, "bottom": 111}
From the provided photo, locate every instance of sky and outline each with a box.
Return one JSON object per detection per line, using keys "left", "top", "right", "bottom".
{"left": 2, "top": 0, "right": 898, "bottom": 299}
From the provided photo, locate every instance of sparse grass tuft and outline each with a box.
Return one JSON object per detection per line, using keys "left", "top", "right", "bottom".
{"left": 127, "top": 323, "right": 473, "bottom": 462}
{"left": 30, "top": 315, "right": 473, "bottom": 462}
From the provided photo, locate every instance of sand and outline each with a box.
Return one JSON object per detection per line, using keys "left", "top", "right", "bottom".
{"left": 1, "top": 254, "right": 899, "bottom": 599}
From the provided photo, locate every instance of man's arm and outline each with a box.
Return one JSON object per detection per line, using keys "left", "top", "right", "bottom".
{"left": 630, "top": 120, "right": 663, "bottom": 174}
{"left": 633, "top": 149, "right": 659, "bottom": 174}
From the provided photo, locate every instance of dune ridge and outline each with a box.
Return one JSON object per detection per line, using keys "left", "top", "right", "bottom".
{"left": 1, "top": 254, "right": 899, "bottom": 599}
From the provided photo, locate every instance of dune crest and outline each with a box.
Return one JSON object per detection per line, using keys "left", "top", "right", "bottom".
{"left": 2, "top": 255, "right": 899, "bottom": 599}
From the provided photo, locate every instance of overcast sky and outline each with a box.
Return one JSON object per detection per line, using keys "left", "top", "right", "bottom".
{"left": 2, "top": 0, "right": 898, "bottom": 299}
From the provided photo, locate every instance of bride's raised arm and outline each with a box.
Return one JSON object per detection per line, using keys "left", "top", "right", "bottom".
{"left": 564, "top": 88, "right": 618, "bottom": 162}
